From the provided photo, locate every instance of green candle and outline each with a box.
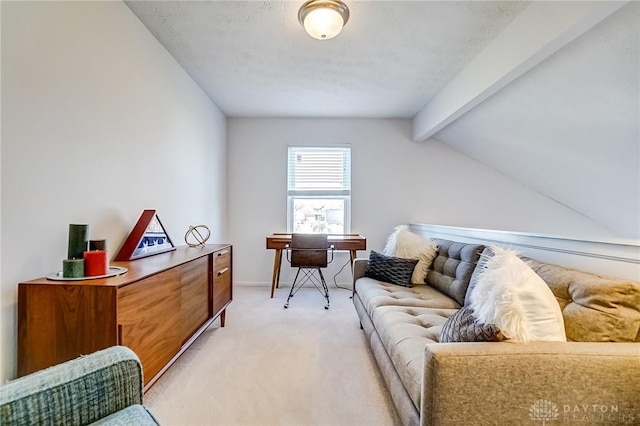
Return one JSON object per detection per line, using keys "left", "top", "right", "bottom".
{"left": 68, "top": 224, "right": 89, "bottom": 260}
{"left": 63, "top": 259, "right": 84, "bottom": 278}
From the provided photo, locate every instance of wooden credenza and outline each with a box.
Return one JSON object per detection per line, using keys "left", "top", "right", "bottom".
{"left": 18, "top": 244, "right": 232, "bottom": 391}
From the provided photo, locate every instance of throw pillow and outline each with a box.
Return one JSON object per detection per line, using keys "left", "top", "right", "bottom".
{"left": 365, "top": 250, "right": 418, "bottom": 288}
{"left": 464, "top": 246, "right": 494, "bottom": 306}
{"left": 383, "top": 225, "right": 437, "bottom": 284}
{"left": 468, "top": 246, "right": 567, "bottom": 343}
{"left": 440, "top": 306, "right": 506, "bottom": 343}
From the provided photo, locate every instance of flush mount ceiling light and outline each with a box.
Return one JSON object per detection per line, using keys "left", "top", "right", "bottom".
{"left": 298, "top": 0, "right": 350, "bottom": 40}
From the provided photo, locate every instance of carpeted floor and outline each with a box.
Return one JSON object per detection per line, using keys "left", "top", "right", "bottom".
{"left": 144, "top": 285, "right": 402, "bottom": 426}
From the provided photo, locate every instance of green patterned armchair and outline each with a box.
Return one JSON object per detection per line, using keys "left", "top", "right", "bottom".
{"left": 0, "top": 346, "right": 159, "bottom": 425}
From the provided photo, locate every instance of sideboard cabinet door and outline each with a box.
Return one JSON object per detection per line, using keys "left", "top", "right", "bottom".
{"left": 180, "top": 255, "right": 210, "bottom": 344}
{"left": 17, "top": 285, "right": 117, "bottom": 376}
{"left": 118, "top": 268, "right": 182, "bottom": 385}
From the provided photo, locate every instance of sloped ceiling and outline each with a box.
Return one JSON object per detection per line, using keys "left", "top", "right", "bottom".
{"left": 125, "top": 1, "right": 639, "bottom": 239}
{"left": 434, "top": 2, "right": 639, "bottom": 239}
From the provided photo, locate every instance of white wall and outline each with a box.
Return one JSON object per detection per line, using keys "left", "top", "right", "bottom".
{"left": 228, "top": 118, "right": 614, "bottom": 288}
{"left": 0, "top": 1, "right": 227, "bottom": 382}
{"left": 410, "top": 223, "right": 640, "bottom": 281}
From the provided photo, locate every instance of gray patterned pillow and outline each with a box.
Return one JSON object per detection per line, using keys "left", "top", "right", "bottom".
{"left": 365, "top": 250, "right": 418, "bottom": 288}
{"left": 440, "top": 306, "right": 506, "bottom": 343}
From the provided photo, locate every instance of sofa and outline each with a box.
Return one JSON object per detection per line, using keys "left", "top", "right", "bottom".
{"left": 353, "top": 237, "right": 640, "bottom": 426}
{"left": 0, "top": 346, "right": 159, "bottom": 426}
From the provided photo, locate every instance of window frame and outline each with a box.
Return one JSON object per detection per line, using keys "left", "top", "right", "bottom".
{"left": 286, "top": 145, "right": 351, "bottom": 234}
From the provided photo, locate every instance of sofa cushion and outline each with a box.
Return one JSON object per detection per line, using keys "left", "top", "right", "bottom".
{"left": 383, "top": 225, "right": 437, "bottom": 284}
{"left": 365, "top": 250, "right": 418, "bottom": 287}
{"left": 440, "top": 306, "right": 506, "bottom": 343}
{"left": 355, "top": 277, "right": 460, "bottom": 320}
{"left": 427, "top": 239, "right": 485, "bottom": 305}
{"left": 525, "top": 258, "right": 640, "bottom": 342}
{"left": 469, "top": 246, "right": 566, "bottom": 343}
{"left": 372, "top": 305, "right": 456, "bottom": 410}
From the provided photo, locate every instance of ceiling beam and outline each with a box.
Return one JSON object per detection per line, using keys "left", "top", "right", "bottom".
{"left": 412, "top": 1, "right": 628, "bottom": 142}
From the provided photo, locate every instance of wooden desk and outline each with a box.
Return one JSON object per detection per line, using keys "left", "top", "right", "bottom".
{"left": 266, "top": 233, "right": 367, "bottom": 298}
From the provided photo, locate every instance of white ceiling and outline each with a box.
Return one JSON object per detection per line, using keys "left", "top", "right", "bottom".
{"left": 124, "top": 0, "right": 529, "bottom": 118}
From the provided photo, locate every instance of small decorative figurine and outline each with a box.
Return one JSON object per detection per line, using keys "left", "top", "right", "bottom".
{"left": 185, "top": 225, "right": 211, "bottom": 247}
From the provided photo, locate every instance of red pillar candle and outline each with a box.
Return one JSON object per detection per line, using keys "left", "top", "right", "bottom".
{"left": 84, "top": 250, "right": 108, "bottom": 276}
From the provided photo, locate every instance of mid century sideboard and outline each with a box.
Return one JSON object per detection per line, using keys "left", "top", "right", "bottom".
{"left": 17, "top": 244, "right": 232, "bottom": 391}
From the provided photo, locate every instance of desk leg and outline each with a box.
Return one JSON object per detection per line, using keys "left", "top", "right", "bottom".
{"left": 270, "top": 249, "right": 283, "bottom": 298}
{"left": 349, "top": 250, "right": 358, "bottom": 272}
{"left": 275, "top": 251, "right": 282, "bottom": 287}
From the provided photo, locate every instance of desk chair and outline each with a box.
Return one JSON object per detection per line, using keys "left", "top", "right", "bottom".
{"left": 284, "top": 233, "right": 334, "bottom": 309}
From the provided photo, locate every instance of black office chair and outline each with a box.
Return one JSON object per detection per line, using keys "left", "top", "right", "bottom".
{"left": 284, "top": 233, "right": 334, "bottom": 309}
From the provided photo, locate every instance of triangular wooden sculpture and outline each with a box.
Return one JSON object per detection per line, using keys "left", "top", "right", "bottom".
{"left": 114, "top": 209, "right": 176, "bottom": 261}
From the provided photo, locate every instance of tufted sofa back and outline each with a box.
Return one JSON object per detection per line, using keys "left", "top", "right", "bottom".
{"left": 429, "top": 240, "right": 640, "bottom": 343}
{"left": 427, "top": 239, "right": 485, "bottom": 305}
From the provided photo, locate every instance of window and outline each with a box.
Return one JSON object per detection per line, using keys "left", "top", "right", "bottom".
{"left": 287, "top": 146, "right": 351, "bottom": 233}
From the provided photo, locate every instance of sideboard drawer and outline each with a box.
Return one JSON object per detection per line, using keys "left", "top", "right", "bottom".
{"left": 213, "top": 248, "right": 232, "bottom": 318}
{"left": 214, "top": 248, "right": 231, "bottom": 270}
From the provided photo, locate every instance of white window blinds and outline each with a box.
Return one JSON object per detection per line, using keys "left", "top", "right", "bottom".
{"left": 287, "top": 146, "right": 351, "bottom": 196}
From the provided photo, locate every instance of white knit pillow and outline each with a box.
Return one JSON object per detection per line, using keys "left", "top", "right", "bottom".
{"left": 468, "top": 246, "right": 566, "bottom": 343}
{"left": 382, "top": 225, "right": 437, "bottom": 284}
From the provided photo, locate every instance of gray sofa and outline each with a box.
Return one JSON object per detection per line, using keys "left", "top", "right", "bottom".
{"left": 0, "top": 346, "right": 159, "bottom": 426}
{"left": 353, "top": 239, "right": 640, "bottom": 426}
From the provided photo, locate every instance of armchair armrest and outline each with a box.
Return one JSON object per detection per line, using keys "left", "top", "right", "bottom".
{"left": 421, "top": 342, "right": 640, "bottom": 426}
{"left": 1, "top": 346, "right": 145, "bottom": 426}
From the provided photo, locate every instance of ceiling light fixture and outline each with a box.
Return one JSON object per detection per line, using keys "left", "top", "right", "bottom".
{"left": 298, "top": 0, "right": 350, "bottom": 40}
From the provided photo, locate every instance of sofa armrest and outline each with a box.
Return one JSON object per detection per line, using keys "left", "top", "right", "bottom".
{"left": 1, "top": 346, "right": 145, "bottom": 426}
{"left": 352, "top": 258, "right": 369, "bottom": 293}
{"left": 421, "top": 342, "right": 640, "bottom": 426}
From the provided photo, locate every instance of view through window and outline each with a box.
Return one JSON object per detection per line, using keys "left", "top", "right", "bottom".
{"left": 287, "top": 146, "right": 351, "bottom": 233}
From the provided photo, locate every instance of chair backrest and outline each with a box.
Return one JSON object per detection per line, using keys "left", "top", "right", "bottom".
{"left": 290, "top": 233, "right": 329, "bottom": 268}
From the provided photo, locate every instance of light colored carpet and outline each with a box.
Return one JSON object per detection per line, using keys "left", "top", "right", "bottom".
{"left": 144, "top": 285, "right": 402, "bottom": 426}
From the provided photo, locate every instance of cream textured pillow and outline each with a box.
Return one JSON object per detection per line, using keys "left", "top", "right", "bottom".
{"left": 383, "top": 225, "right": 437, "bottom": 285}
{"left": 468, "top": 246, "right": 567, "bottom": 343}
